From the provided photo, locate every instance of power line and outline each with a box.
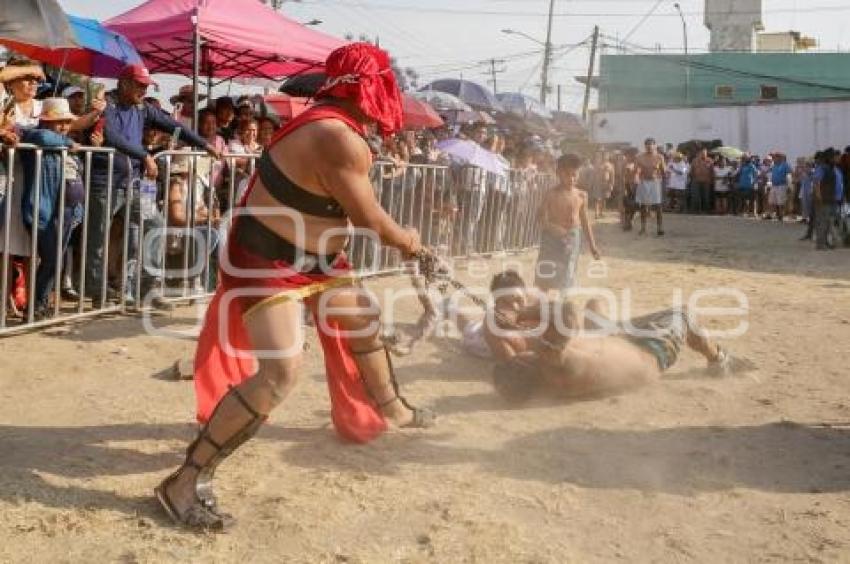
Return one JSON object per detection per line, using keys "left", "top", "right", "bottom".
{"left": 621, "top": 0, "right": 665, "bottom": 44}
{"left": 300, "top": 1, "right": 850, "bottom": 18}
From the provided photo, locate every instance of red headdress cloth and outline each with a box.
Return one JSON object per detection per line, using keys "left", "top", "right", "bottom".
{"left": 316, "top": 42, "right": 404, "bottom": 137}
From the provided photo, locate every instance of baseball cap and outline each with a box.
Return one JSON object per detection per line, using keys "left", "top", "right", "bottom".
{"left": 60, "top": 85, "right": 84, "bottom": 98}
{"left": 118, "top": 64, "right": 156, "bottom": 86}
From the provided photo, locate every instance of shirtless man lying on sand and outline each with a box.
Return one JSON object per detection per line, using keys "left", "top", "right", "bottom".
{"left": 493, "top": 298, "right": 739, "bottom": 404}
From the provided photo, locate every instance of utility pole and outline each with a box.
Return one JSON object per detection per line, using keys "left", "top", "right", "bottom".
{"left": 540, "top": 0, "right": 556, "bottom": 105}
{"left": 557, "top": 84, "right": 562, "bottom": 111}
{"left": 485, "top": 58, "right": 506, "bottom": 95}
{"left": 582, "top": 25, "right": 600, "bottom": 121}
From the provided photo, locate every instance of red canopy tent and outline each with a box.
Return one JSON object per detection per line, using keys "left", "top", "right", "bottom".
{"left": 264, "top": 93, "right": 445, "bottom": 130}
{"left": 105, "top": 0, "right": 343, "bottom": 79}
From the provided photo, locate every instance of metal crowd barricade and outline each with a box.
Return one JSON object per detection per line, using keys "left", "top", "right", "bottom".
{"left": 0, "top": 143, "right": 552, "bottom": 335}
{"left": 349, "top": 162, "right": 553, "bottom": 276}
{"left": 0, "top": 143, "right": 123, "bottom": 335}
{"left": 145, "top": 150, "right": 259, "bottom": 305}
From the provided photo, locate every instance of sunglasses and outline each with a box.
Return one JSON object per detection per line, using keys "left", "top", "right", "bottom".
{"left": 17, "top": 76, "right": 42, "bottom": 84}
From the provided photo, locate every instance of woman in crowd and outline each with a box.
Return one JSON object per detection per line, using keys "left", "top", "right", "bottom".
{"left": 713, "top": 156, "right": 734, "bottom": 215}
{"left": 164, "top": 155, "right": 221, "bottom": 293}
{"left": 227, "top": 118, "right": 262, "bottom": 199}
{"left": 257, "top": 116, "right": 277, "bottom": 149}
{"left": 0, "top": 58, "right": 44, "bottom": 314}
{"left": 1, "top": 57, "right": 106, "bottom": 315}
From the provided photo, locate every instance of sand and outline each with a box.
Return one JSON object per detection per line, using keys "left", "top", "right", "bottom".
{"left": 1, "top": 214, "right": 849, "bottom": 563}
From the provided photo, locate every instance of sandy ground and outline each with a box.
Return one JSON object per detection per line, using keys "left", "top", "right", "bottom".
{"left": 1, "top": 214, "right": 850, "bottom": 564}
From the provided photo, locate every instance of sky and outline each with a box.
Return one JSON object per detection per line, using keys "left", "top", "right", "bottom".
{"left": 58, "top": 0, "right": 850, "bottom": 113}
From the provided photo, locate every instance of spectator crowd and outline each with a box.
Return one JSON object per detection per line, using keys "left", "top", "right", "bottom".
{"left": 0, "top": 56, "right": 557, "bottom": 326}
{"left": 572, "top": 140, "right": 850, "bottom": 249}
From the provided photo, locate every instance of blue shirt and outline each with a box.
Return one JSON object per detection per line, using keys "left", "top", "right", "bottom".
{"left": 737, "top": 163, "right": 758, "bottom": 190}
{"left": 770, "top": 161, "right": 792, "bottom": 186}
{"left": 92, "top": 101, "right": 207, "bottom": 187}
{"left": 813, "top": 164, "right": 845, "bottom": 203}
{"left": 19, "top": 128, "right": 75, "bottom": 230}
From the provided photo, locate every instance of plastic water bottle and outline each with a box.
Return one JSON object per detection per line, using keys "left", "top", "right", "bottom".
{"left": 139, "top": 179, "right": 158, "bottom": 221}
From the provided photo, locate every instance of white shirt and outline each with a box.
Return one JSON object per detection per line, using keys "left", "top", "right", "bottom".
{"left": 714, "top": 166, "right": 733, "bottom": 192}
{"left": 14, "top": 99, "right": 43, "bottom": 127}
{"left": 667, "top": 161, "right": 689, "bottom": 190}
{"left": 227, "top": 139, "right": 261, "bottom": 155}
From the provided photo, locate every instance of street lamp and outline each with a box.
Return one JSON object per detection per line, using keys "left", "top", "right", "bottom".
{"left": 501, "top": 25, "right": 553, "bottom": 105}
{"left": 674, "top": 3, "right": 690, "bottom": 105}
{"left": 673, "top": 3, "right": 688, "bottom": 54}
{"left": 501, "top": 28, "right": 545, "bottom": 47}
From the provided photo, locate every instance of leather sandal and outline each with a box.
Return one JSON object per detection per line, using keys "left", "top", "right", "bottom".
{"left": 354, "top": 344, "right": 436, "bottom": 429}
{"left": 154, "top": 386, "right": 267, "bottom": 531}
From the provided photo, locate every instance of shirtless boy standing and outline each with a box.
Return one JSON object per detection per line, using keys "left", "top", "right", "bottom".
{"left": 534, "top": 154, "right": 601, "bottom": 297}
{"left": 635, "top": 138, "right": 667, "bottom": 236}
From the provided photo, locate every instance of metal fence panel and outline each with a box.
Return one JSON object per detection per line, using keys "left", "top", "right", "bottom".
{"left": 0, "top": 144, "right": 550, "bottom": 335}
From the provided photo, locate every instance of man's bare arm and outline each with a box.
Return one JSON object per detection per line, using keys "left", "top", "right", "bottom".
{"left": 315, "top": 126, "right": 419, "bottom": 255}
{"left": 579, "top": 192, "right": 600, "bottom": 260}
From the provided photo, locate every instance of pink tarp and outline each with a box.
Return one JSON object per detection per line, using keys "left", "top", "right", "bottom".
{"left": 105, "top": 0, "right": 344, "bottom": 79}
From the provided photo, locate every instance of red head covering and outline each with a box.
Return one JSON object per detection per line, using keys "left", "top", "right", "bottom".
{"left": 316, "top": 42, "right": 404, "bottom": 137}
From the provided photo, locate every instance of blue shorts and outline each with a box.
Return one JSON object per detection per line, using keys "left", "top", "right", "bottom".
{"left": 535, "top": 228, "right": 582, "bottom": 292}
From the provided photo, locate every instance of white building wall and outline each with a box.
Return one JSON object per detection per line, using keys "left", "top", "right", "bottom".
{"left": 591, "top": 99, "right": 850, "bottom": 161}
{"left": 705, "top": 0, "right": 763, "bottom": 52}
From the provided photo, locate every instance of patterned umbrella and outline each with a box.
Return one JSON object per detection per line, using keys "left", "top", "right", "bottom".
{"left": 0, "top": 14, "right": 142, "bottom": 78}
{"left": 495, "top": 92, "right": 552, "bottom": 119}
{"left": 420, "top": 79, "right": 502, "bottom": 111}
{"left": 410, "top": 90, "right": 472, "bottom": 112}
{"left": 437, "top": 138, "right": 508, "bottom": 176}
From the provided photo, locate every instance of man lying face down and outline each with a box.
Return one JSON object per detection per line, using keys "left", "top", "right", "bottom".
{"left": 492, "top": 295, "right": 740, "bottom": 404}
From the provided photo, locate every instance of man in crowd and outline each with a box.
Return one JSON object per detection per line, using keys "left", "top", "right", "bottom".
{"left": 588, "top": 151, "right": 615, "bottom": 219}
{"left": 757, "top": 155, "right": 774, "bottom": 218}
{"left": 61, "top": 85, "right": 86, "bottom": 116}
{"left": 689, "top": 147, "right": 714, "bottom": 214}
{"left": 620, "top": 148, "right": 640, "bottom": 230}
{"left": 736, "top": 156, "right": 759, "bottom": 216}
{"left": 86, "top": 65, "right": 220, "bottom": 309}
{"left": 214, "top": 96, "right": 236, "bottom": 141}
{"left": 768, "top": 153, "right": 793, "bottom": 222}
{"left": 635, "top": 138, "right": 666, "bottom": 236}
{"left": 171, "top": 84, "right": 206, "bottom": 129}
{"left": 665, "top": 152, "right": 689, "bottom": 213}
{"left": 840, "top": 146, "right": 850, "bottom": 191}
{"left": 813, "top": 148, "right": 845, "bottom": 250}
